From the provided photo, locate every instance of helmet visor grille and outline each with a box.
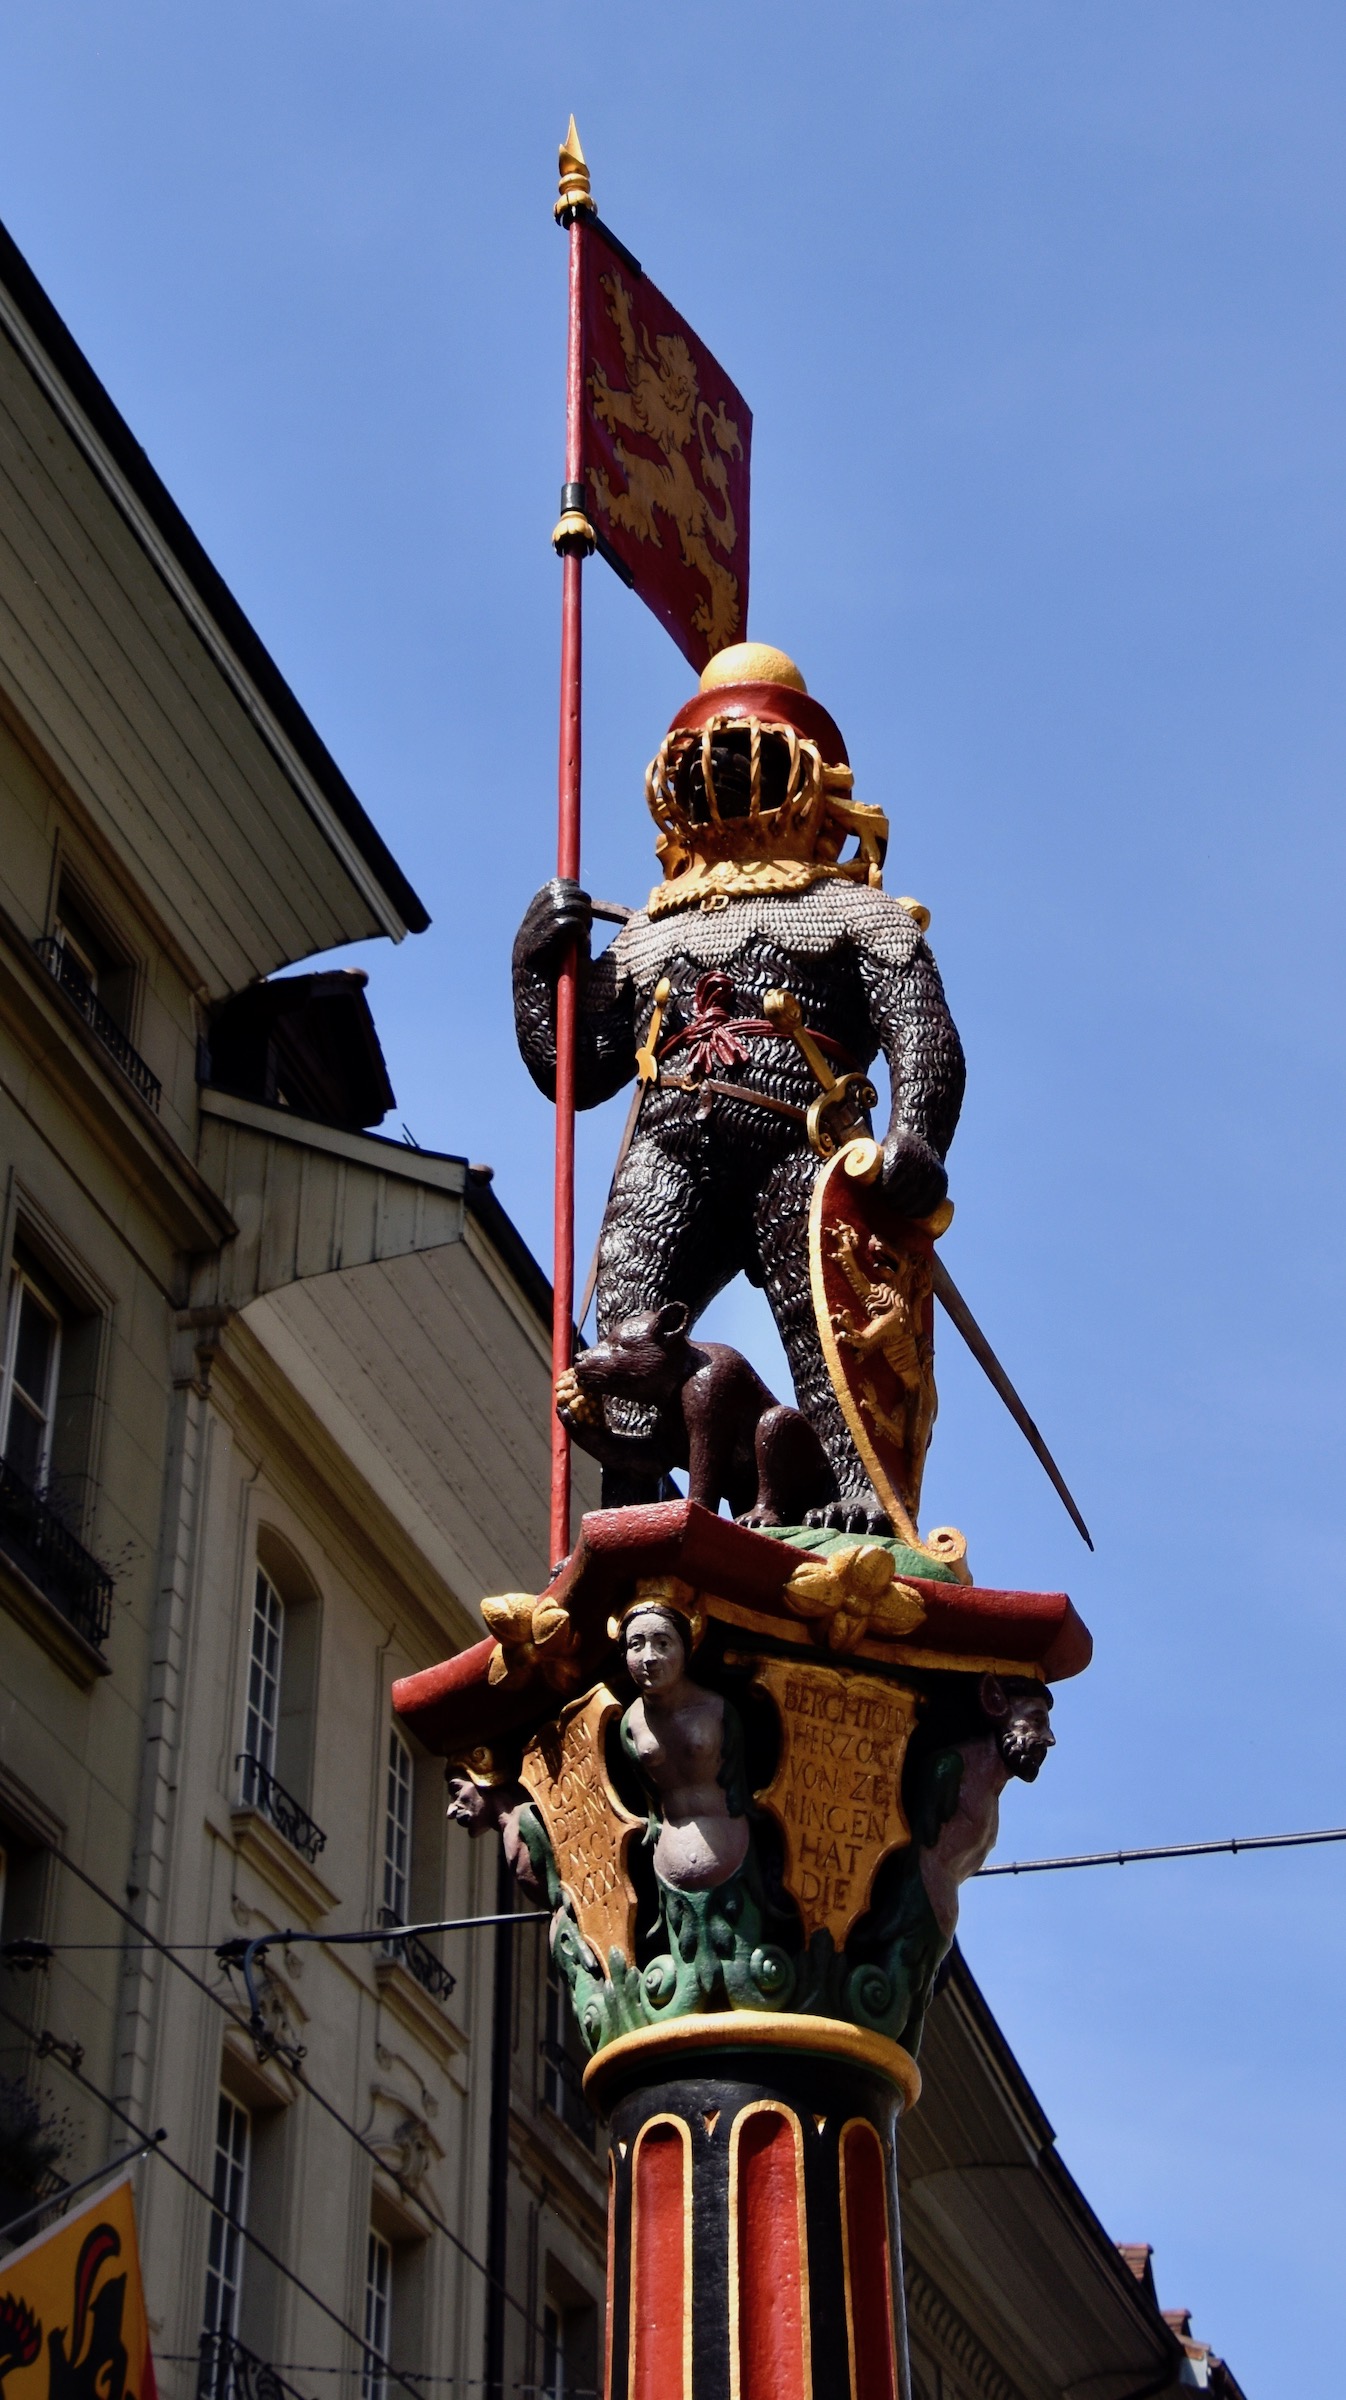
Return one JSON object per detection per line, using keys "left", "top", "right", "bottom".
{"left": 669, "top": 725, "right": 800, "bottom": 827}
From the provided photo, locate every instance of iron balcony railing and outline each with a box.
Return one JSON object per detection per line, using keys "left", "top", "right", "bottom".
{"left": 540, "top": 2035, "right": 595, "bottom": 2149}
{"left": 33, "top": 936, "right": 161, "bottom": 1113}
{"left": 235, "top": 1754, "right": 327, "bottom": 1867}
{"left": 198, "top": 2330, "right": 313, "bottom": 2400}
{"left": 378, "top": 1906, "right": 456, "bottom": 2004}
{"left": 0, "top": 1455, "right": 112, "bottom": 1651}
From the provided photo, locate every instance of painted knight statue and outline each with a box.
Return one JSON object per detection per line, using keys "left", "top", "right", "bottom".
{"left": 514, "top": 641, "right": 966, "bottom": 1545}
{"left": 397, "top": 641, "right": 1089, "bottom": 2399}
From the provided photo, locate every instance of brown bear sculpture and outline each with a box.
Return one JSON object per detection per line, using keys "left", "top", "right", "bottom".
{"left": 555, "top": 1304, "right": 835, "bottom": 1528}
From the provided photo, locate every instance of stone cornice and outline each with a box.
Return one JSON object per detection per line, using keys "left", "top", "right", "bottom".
{"left": 228, "top": 1803, "right": 340, "bottom": 1926}
{"left": 906, "top": 2262, "right": 1029, "bottom": 2400}
{"left": 0, "top": 1549, "right": 111, "bottom": 1687}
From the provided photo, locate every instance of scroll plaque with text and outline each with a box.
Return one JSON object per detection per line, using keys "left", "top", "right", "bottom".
{"left": 753, "top": 1657, "right": 920, "bottom": 1949}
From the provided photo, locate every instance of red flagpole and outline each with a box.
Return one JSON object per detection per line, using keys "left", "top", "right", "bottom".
{"left": 550, "top": 121, "right": 595, "bottom": 1569}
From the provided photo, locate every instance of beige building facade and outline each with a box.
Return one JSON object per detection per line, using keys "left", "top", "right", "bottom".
{"left": 0, "top": 205, "right": 606, "bottom": 2400}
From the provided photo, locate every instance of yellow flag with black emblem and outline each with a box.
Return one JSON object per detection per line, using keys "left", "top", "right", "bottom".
{"left": 0, "top": 2175, "right": 157, "bottom": 2400}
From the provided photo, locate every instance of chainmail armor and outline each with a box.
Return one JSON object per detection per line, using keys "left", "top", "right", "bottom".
{"left": 513, "top": 881, "right": 965, "bottom": 1519}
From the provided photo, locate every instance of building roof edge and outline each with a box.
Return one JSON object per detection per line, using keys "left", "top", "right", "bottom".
{"left": 0, "top": 213, "right": 429, "bottom": 940}
{"left": 463, "top": 1170, "right": 555, "bottom": 1334}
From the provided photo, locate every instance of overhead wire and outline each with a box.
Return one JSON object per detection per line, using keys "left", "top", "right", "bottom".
{"left": 0, "top": 2132, "right": 167, "bottom": 2244}
{"left": 976, "top": 1824, "right": 1346, "bottom": 1876}
{"left": 0, "top": 1918, "right": 548, "bottom": 1965}
{"left": 39, "top": 1848, "right": 554, "bottom": 2348}
{"left": 20, "top": 1817, "right": 1340, "bottom": 2367}
{"left": 5, "top": 1815, "right": 1338, "bottom": 1962}
{"left": 220, "top": 1912, "right": 550, "bottom": 2049}
{"left": 2, "top": 1940, "right": 223, "bottom": 1956}
{"left": 0, "top": 1992, "right": 420, "bottom": 2400}
{"left": 162, "top": 2368, "right": 575, "bottom": 2395}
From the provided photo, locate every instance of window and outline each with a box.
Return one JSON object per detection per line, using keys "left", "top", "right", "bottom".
{"left": 0, "top": 1261, "right": 61, "bottom": 1490}
{"left": 382, "top": 1730, "right": 413, "bottom": 1931}
{"left": 0, "top": 1247, "right": 111, "bottom": 1653}
{"left": 0, "top": 1819, "right": 49, "bottom": 1986}
{"left": 543, "top": 1950, "right": 595, "bottom": 2151}
{"left": 242, "top": 1570, "right": 284, "bottom": 1784}
{"left": 202, "top": 2095, "right": 250, "bottom": 2354}
{"left": 235, "top": 1543, "right": 326, "bottom": 1865}
{"left": 376, "top": 1728, "right": 453, "bottom": 2002}
{"left": 52, "top": 902, "right": 102, "bottom": 1004}
{"left": 0, "top": 1813, "right": 55, "bottom": 2123}
{"left": 34, "top": 877, "right": 158, "bottom": 1112}
{"left": 543, "top": 2306, "right": 562, "bottom": 2400}
{"left": 0, "top": 1236, "right": 104, "bottom": 1528}
{"left": 362, "top": 2229, "right": 392, "bottom": 2400}
{"left": 543, "top": 2295, "right": 599, "bottom": 2400}
{"left": 51, "top": 884, "right": 134, "bottom": 1033}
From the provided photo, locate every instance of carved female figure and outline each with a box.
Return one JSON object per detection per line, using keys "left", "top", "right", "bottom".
{"left": 617, "top": 1595, "right": 749, "bottom": 1891}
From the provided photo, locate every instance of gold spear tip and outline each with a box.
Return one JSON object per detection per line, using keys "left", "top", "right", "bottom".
{"left": 555, "top": 114, "right": 595, "bottom": 220}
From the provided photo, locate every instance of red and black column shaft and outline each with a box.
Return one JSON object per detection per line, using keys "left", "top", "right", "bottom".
{"left": 588, "top": 2024, "right": 917, "bottom": 2400}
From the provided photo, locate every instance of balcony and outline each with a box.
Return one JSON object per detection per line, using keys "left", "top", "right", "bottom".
{"left": 33, "top": 936, "right": 161, "bottom": 1113}
{"left": 0, "top": 1455, "right": 112, "bottom": 1652}
{"left": 377, "top": 1906, "right": 455, "bottom": 2005}
{"left": 235, "top": 1754, "right": 327, "bottom": 1867}
{"left": 198, "top": 2331, "right": 312, "bottom": 2400}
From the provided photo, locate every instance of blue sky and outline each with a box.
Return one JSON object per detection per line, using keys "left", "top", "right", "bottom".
{"left": 3, "top": 3, "right": 1342, "bottom": 2384}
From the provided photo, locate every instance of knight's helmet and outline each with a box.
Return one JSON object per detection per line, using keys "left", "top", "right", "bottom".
{"left": 644, "top": 642, "right": 889, "bottom": 916}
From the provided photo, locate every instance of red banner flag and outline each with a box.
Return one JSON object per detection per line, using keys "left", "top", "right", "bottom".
{"left": 581, "top": 223, "right": 751, "bottom": 670}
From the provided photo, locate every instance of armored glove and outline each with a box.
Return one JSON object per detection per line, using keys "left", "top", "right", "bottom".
{"left": 512, "top": 879, "right": 593, "bottom": 978}
{"left": 881, "top": 1124, "right": 950, "bottom": 1220}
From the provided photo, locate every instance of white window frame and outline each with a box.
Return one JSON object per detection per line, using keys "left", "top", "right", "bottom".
{"left": 382, "top": 1727, "right": 413, "bottom": 1932}
{"left": 241, "top": 1567, "right": 285, "bottom": 1794}
{"left": 0, "top": 1261, "right": 62, "bottom": 1489}
{"left": 543, "top": 2302, "right": 564, "bottom": 2400}
{"left": 362, "top": 2228, "right": 392, "bottom": 2400}
{"left": 543, "top": 1947, "right": 565, "bottom": 2119}
{"left": 202, "top": 2092, "right": 251, "bottom": 2350}
{"left": 52, "top": 908, "right": 101, "bottom": 998}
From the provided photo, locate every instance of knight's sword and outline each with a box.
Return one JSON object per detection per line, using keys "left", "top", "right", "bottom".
{"left": 931, "top": 1255, "right": 1093, "bottom": 1551}
{"left": 578, "top": 939, "right": 1093, "bottom": 1550}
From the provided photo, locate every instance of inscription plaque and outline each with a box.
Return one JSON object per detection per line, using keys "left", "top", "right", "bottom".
{"left": 753, "top": 1657, "right": 920, "bottom": 1949}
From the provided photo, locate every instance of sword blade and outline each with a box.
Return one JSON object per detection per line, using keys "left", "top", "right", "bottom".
{"left": 931, "top": 1256, "right": 1094, "bottom": 1551}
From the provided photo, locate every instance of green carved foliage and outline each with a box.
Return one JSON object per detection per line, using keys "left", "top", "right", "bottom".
{"left": 529, "top": 1674, "right": 976, "bottom": 2062}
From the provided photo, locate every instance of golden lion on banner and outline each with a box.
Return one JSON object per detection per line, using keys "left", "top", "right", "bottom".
{"left": 589, "top": 268, "right": 745, "bottom": 653}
